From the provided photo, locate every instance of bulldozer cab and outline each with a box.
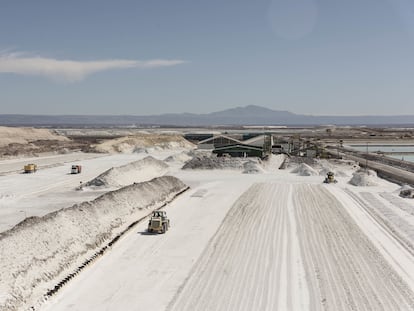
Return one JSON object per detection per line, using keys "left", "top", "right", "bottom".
{"left": 152, "top": 211, "right": 166, "bottom": 218}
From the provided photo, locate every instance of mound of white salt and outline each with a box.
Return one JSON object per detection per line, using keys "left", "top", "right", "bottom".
{"left": 84, "top": 156, "right": 169, "bottom": 188}
{"left": 0, "top": 176, "right": 187, "bottom": 311}
{"left": 318, "top": 167, "right": 348, "bottom": 178}
{"left": 94, "top": 134, "right": 195, "bottom": 154}
{"left": 182, "top": 155, "right": 249, "bottom": 170}
{"left": 164, "top": 152, "right": 192, "bottom": 163}
{"left": 291, "top": 163, "right": 318, "bottom": 176}
{"left": 0, "top": 126, "right": 68, "bottom": 147}
{"left": 319, "top": 167, "right": 333, "bottom": 176}
{"left": 242, "top": 161, "right": 265, "bottom": 174}
{"left": 349, "top": 169, "right": 378, "bottom": 187}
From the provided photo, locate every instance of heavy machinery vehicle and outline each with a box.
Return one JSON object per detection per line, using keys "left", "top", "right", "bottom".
{"left": 71, "top": 165, "right": 82, "bottom": 174}
{"left": 324, "top": 171, "right": 337, "bottom": 183}
{"left": 24, "top": 163, "right": 37, "bottom": 173}
{"left": 147, "top": 210, "right": 170, "bottom": 234}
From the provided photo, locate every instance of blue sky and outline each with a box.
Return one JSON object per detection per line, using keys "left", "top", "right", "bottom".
{"left": 1, "top": 0, "right": 414, "bottom": 116}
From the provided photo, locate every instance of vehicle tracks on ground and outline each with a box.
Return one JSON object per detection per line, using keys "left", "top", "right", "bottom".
{"left": 295, "top": 184, "right": 414, "bottom": 310}
{"left": 168, "top": 183, "right": 414, "bottom": 311}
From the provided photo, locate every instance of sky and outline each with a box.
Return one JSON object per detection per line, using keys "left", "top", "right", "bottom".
{"left": 1, "top": 0, "right": 414, "bottom": 116}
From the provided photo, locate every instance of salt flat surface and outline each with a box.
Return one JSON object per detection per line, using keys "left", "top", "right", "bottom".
{"left": 0, "top": 176, "right": 187, "bottom": 310}
{"left": 38, "top": 156, "right": 414, "bottom": 311}
{"left": 2, "top": 151, "right": 414, "bottom": 310}
{"left": 0, "top": 150, "right": 184, "bottom": 232}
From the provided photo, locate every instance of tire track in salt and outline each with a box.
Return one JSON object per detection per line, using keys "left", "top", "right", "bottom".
{"left": 167, "top": 183, "right": 308, "bottom": 311}
{"left": 294, "top": 185, "right": 342, "bottom": 310}
{"left": 169, "top": 183, "right": 414, "bottom": 311}
{"left": 294, "top": 184, "right": 414, "bottom": 310}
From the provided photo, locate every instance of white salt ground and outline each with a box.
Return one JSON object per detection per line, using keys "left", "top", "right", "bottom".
{"left": 83, "top": 156, "right": 169, "bottom": 189}
{"left": 1, "top": 148, "right": 414, "bottom": 311}
{"left": 0, "top": 176, "right": 187, "bottom": 310}
{"left": 0, "top": 150, "right": 185, "bottom": 233}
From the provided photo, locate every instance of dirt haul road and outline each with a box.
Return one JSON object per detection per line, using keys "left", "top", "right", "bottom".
{"left": 42, "top": 181, "right": 414, "bottom": 311}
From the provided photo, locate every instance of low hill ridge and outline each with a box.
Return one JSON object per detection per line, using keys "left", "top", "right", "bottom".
{"left": 1, "top": 105, "right": 413, "bottom": 126}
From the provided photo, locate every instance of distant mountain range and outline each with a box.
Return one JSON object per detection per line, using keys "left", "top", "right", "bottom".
{"left": 1, "top": 105, "right": 414, "bottom": 127}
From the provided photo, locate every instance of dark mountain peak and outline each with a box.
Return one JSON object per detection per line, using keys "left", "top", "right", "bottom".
{"left": 208, "top": 105, "right": 296, "bottom": 118}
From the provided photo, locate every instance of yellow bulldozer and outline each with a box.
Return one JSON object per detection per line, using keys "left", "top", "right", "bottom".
{"left": 323, "top": 171, "right": 337, "bottom": 183}
{"left": 147, "top": 210, "right": 170, "bottom": 234}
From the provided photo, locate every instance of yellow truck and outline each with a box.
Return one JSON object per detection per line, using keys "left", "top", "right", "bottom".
{"left": 24, "top": 164, "right": 37, "bottom": 173}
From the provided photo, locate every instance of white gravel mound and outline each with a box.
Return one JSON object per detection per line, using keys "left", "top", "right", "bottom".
{"left": 164, "top": 152, "right": 192, "bottom": 163}
{"left": 94, "top": 134, "right": 195, "bottom": 154}
{"left": 349, "top": 169, "right": 378, "bottom": 186}
{"left": 319, "top": 167, "right": 333, "bottom": 176}
{"left": 318, "top": 167, "right": 348, "bottom": 178}
{"left": 0, "top": 176, "right": 187, "bottom": 311}
{"left": 318, "top": 159, "right": 359, "bottom": 177}
{"left": 182, "top": 155, "right": 258, "bottom": 170}
{"left": 317, "top": 160, "right": 348, "bottom": 177}
{"left": 83, "top": 156, "right": 169, "bottom": 188}
{"left": 0, "top": 126, "right": 68, "bottom": 147}
{"left": 242, "top": 161, "right": 265, "bottom": 174}
{"left": 291, "top": 163, "right": 319, "bottom": 176}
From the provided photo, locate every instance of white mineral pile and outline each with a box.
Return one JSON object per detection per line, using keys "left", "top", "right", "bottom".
{"left": 318, "top": 160, "right": 338, "bottom": 176}
{"left": 242, "top": 160, "right": 265, "bottom": 174}
{"left": 349, "top": 169, "right": 378, "bottom": 186}
{"left": 164, "top": 152, "right": 192, "bottom": 163}
{"left": 182, "top": 155, "right": 257, "bottom": 170}
{"left": 83, "top": 156, "right": 169, "bottom": 188}
{"left": 291, "top": 163, "right": 319, "bottom": 176}
{"left": 318, "top": 159, "right": 356, "bottom": 177}
{"left": 0, "top": 176, "right": 187, "bottom": 311}
{"left": 0, "top": 126, "right": 68, "bottom": 148}
{"left": 94, "top": 134, "right": 195, "bottom": 154}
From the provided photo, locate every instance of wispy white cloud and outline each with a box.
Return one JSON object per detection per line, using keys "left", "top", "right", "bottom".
{"left": 0, "top": 51, "right": 186, "bottom": 82}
